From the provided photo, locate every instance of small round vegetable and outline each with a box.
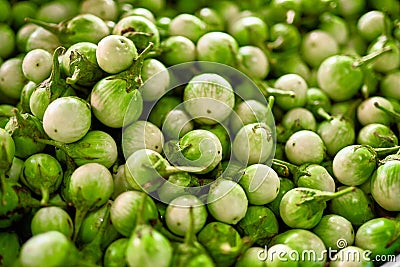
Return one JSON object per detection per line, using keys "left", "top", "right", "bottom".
{"left": 125, "top": 149, "right": 176, "bottom": 193}
{"left": 43, "top": 96, "right": 91, "bottom": 143}
{"left": 316, "top": 112, "right": 355, "bottom": 157}
{"left": 0, "top": 58, "right": 27, "bottom": 99}
{"left": 285, "top": 130, "right": 325, "bottom": 165}
{"left": 380, "top": 70, "right": 400, "bottom": 100}
{"left": 29, "top": 47, "right": 76, "bottom": 121}
{"left": 140, "top": 58, "right": 170, "bottom": 101}
{"left": 25, "top": 27, "right": 61, "bottom": 53}
{"left": 20, "top": 153, "right": 63, "bottom": 205}
{"left": 197, "top": 221, "right": 243, "bottom": 267}
{"left": 112, "top": 15, "right": 160, "bottom": 50}
{"left": 355, "top": 217, "right": 400, "bottom": 260}
{"left": 368, "top": 35, "right": 400, "bottom": 70}
{"left": 31, "top": 206, "right": 73, "bottom": 238}
{"left": 165, "top": 195, "right": 207, "bottom": 236}
{"left": 300, "top": 30, "right": 339, "bottom": 68}
{"left": 329, "top": 186, "right": 375, "bottom": 226}
{"left": 183, "top": 73, "right": 235, "bottom": 125}
{"left": 229, "top": 99, "right": 272, "bottom": 135}
{"left": 228, "top": 16, "right": 268, "bottom": 46}
{"left": 332, "top": 145, "right": 377, "bottom": 186}
{"left": 235, "top": 246, "right": 267, "bottom": 267}
{"left": 90, "top": 73, "right": 143, "bottom": 128}
{"left": 176, "top": 129, "right": 223, "bottom": 174}
{"left": 110, "top": 190, "right": 158, "bottom": 237}
{"left": 169, "top": 13, "right": 207, "bottom": 42}
{"left": 26, "top": 14, "right": 110, "bottom": 47}
{"left": 357, "top": 10, "right": 385, "bottom": 41}
{"left": 196, "top": 31, "right": 239, "bottom": 66}
{"left": 77, "top": 203, "right": 120, "bottom": 248}
{"left": 22, "top": 48, "right": 52, "bottom": 84}
{"left": 357, "top": 123, "right": 398, "bottom": 148}
{"left": 281, "top": 107, "right": 317, "bottom": 132}
{"left": 232, "top": 123, "right": 274, "bottom": 165}
{"left": 357, "top": 96, "right": 394, "bottom": 126}
{"left": 80, "top": 0, "right": 119, "bottom": 21}
{"left": 61, "top": 41, "right": 98, "bottom": 76}
{"left": 0, "top": 128, "right": 15, "bottom": 192}
{"left": 0, "top": 231, "right": 20, "bottom": 267}
{"left": 237, "top": 206, "right": 279, "bottom": 245}
{"left": 148, "top": 95, "right": 180, "bottom": 128}
{"left": 96, "top": 35, "right": 138, "bottom": 74}
{"left": 162, "top": 109, "right": 194, "bottom": 140}
{"left": 237, "top": 46, "right": 269, "bottom": 80}
{"left": 371, "top": 158, "right": 400, "bottom": 211}
{"left": 0, "top": 23, "right": 15, "bottom": 59}
{"left": 295, "top": 164, "right": 336, "bottom": 192}
{"left": 319, "top": 12, "right": 349, "bottom": 45}
{"left": 122, "top": 120, "right": 164, "bottom": 158}
{"left": 41, "top": 130, "right": 118, "bottom": 168}
{"left": 280, "top": 187, "right": 355, "bottom": 229}
{"left": 207, "top": 179, "right": 248, "bottom": 224}
{"left": 270, "top": 229, "right": 326, "bottom": 267}
{"left": 305, "top": 87, "right": 331, "bottom": 118}
{"left": 103, "top": 238, "right": 128, "bottom": 267}
{"left": 5, "top": 110, "right": 47, "bottom": 159}
{"left": 69, "top": 163, "right": 114, "bottom": 241}
{"left": 199, "top": 123, "right": 231, "bottom": 160}
{"left": 126, "top": 224, "right": 173, "bottom": 267}
{"left": 238, "top": 164, "right": 280, "bottom": 205}
{"left": 312, "top": 214, "right": 354, "bottom": 250}
{"left": 274, "top": 73, "right": 308, "bottom": 111}
{"left": 159, "top": 36, "right": 196, "bottom": 65}
{"left": 18, "top": 231, "right": 82, "bottom": 267}
{"left": 317, "top": 55, "right": 364, "bottom": 102}
{"left": 268, "top": 22, "right": 301, "bottom": 52}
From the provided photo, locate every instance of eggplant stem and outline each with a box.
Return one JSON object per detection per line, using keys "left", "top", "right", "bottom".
{"left": 185, "top": 206, "right": 196, "bottom": 245}
{"left": 352, "top": 46, "right": 392, "bottom": 68}
{"left": 136, "top": 193, "right": 148, "bottom": 226}
{"left": 35, "top": 138, "right": 69, "bottom": 153}
{"left": 49, "top": 47, "right": 65, "bottom": 82}
{"left": 267, "top": 36, "right": 284, "bottom": 50}
{"left": 11, "top": 108, "right": 27, "bottom": 128}
{"left": 272, "top": 158, "right": 299, "bottom": 176}
{"left": 374, "top": 102, "right": 400, "bottom": 122}
{"left": 316, "top": 107, "right": 332, "bottom": 121}
{"left": 160, "top": 165, "right": 186, "bottom": 176}
{"left": 66, "top": 67, "right": 80, "bottom": 85}
{"left": 24, "top": 17, "right": 60, "bottom": 34}
{"left": 73, "top": 207, "right": 89, "bottom": 242}
{"left": 125, "top": 42, "right": 154, "bottom": 93}
{"left": 80, "top": 201, "right": 111, "bottom": 264}
{"left": 0, "top": 172, "right": 7, "bottom": 205}
{"left": 286, "top": 9, "right": 296, "bottom": 24}
{"left": 301, "top": 186, "right": 356, "bottom": 203}
{"left": 373, "top": 145, "right": 400, "bottom": 157}
{"left": 262, "top": 86, "right": 296, "bottom": 98}
{"left": 267, "top": 96, "right": 275, "bottom": 111}
{"left": 40, "top": 186, "right": 49, "bottom": 206}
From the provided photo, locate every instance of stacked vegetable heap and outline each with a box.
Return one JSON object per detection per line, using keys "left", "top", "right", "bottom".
{"left": 1, "top": 0, "right": 400, "bottom": 266}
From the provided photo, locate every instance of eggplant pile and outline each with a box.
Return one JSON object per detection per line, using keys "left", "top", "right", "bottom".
{"left": 0, "top": 0, "right": 400, "bottom": 266}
